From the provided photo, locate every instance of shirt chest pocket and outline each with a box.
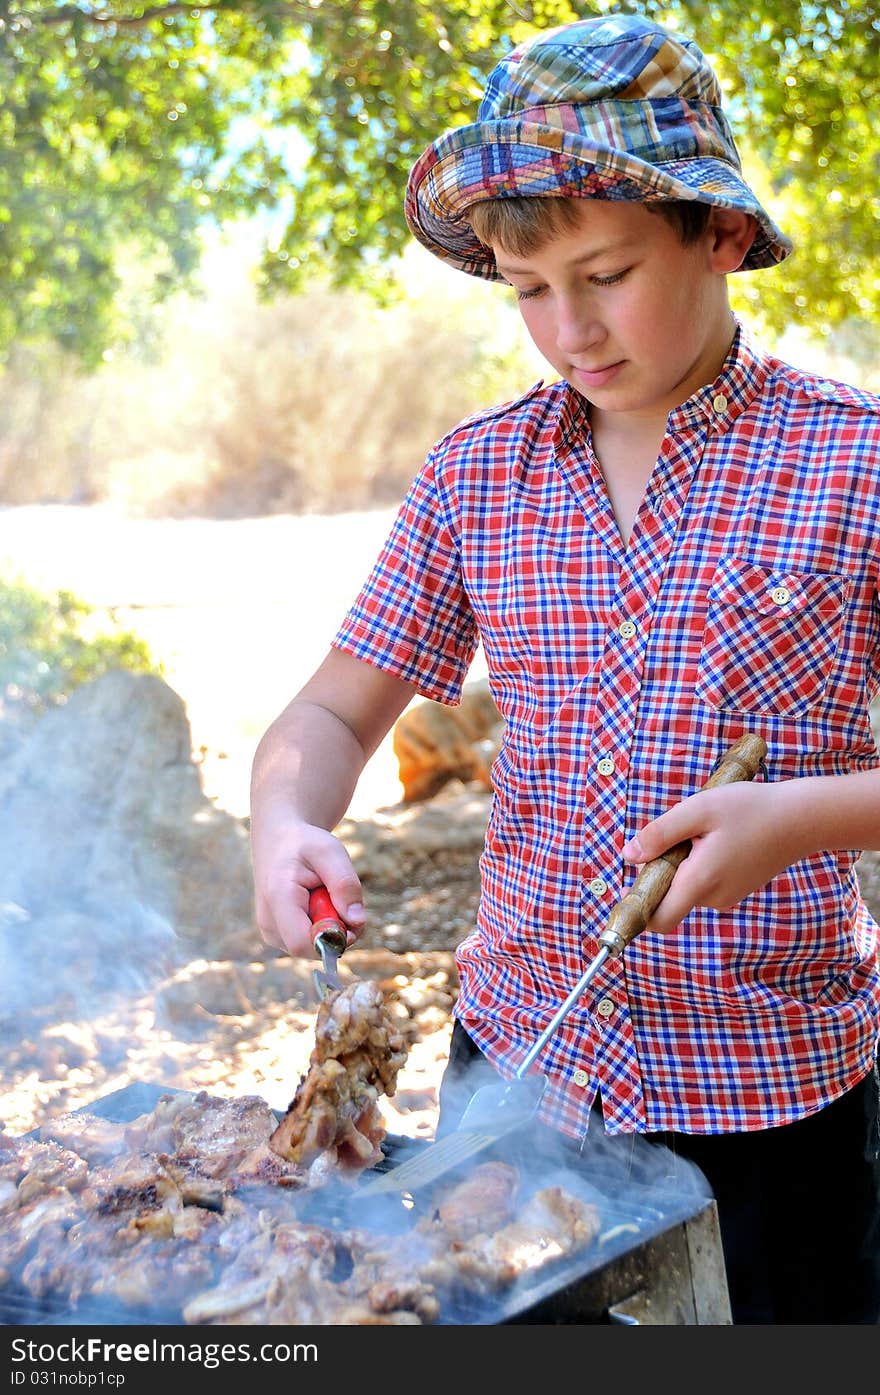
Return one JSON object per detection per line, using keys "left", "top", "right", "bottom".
{"left": 695, "top": 559, "right": 849, "bottom": 717}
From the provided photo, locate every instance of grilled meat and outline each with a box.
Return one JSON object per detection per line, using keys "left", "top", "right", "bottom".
{"left": 183, "top": 1213, "right": 439, "bottom": 1326}
{"left": 20, "top": 1202, "right": 222, "bottom": 1310}
{"left": 4, "top": 1086, "right": 606, "bottom": 1324}
{"left": 269, "top": 981, "right": 407, "bottom": 1175}
{"left": 433, "top": 1161, "right": 520, "bottom": 1240}
{"left": 342, "top": 1165, "right": 602, "bottom": 1302}
{"left": 1, "top": 1131, "right": 89, "bottom": 1209}
{"left": 443, "top": 1185, "right": 602, "bottom": 1288}
{"left": 36, "top": 1113, "right": 129, "bottom": 1164}
{"left": 182, "top": 1217, "right": 339, "bottom": 1324}
{"left": 124, "top": 1090, "right": 281, "bottom": 1176}
{"left": 0, "top": 1187, "right": 83, "bottom": 1287}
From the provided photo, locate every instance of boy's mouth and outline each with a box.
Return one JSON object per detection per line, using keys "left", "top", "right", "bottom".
{"left": 571, "top": 360, "right": 625, "bottom": 389}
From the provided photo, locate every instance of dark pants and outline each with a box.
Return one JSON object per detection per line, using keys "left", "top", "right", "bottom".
{"left": 439, "top": 1020, "right": 880, "bottom": 1325}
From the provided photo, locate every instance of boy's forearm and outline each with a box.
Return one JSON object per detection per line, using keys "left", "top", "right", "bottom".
{"left": 775, "top": 768, "right": 880, "bottom": 861}
{"left": 250, "top": 698, "right": 367, "bottom": 834}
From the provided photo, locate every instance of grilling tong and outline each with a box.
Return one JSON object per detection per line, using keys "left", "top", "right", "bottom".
{"left": 309, "top": 886, "right": 348, "bottom": 999}
{"left": 361, "top": 731, "right": 768, "bottom": 1196}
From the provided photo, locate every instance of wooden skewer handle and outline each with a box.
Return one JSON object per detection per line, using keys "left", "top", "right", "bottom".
{"left": 598, "top": 733, "right": 768, "bottom": 956}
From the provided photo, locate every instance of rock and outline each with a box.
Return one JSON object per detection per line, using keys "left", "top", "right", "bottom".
{"left": 392, "top": 678, "right": 503, "bottom": 802}
{"left": 0, "top": 672, "right": 257, "bottom": 993}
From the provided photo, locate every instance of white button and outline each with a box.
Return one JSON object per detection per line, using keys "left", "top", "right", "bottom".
{"left": 770, "top": 585, "right": 791, "bottom": 605}
{"left": 597, "top": 756, "right": 615, "bottom": 776}
{"left": 596, "top": 997, "right": 615, "bottom": 1019}
{"left": 589, "top": 876, "right": 608, "bottom": 896}
{"left": 618, "top": 620, "right": 637, "bottom": 639}
{"left": 573, "top": 1069, "right": 590, "bottom": 1087}
{"left": 712, "top": 392, "right": 728, "bottom": 413}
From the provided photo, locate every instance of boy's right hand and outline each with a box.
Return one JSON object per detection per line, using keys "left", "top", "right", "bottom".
{"left": 248, "top": 648, "right": 417, "bottom": 958}
{"left": 252, "top": 819, "right": 366, "bottom": 958}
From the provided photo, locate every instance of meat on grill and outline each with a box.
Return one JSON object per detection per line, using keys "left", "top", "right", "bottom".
{"left": 441, "top": 1185, "right": 602, "bottom": 1288}
{"left": 268, "top": 981, "right": 408, "bottom": 1176}
{"left": 433, "top": 1161, "right": 520, "bottom": 1240}
{"left": 2, "top": 1093, "right": 604, "bottom": 1326}
{"left": 337, "top": 1166, "right": 601, "bottom": 1307}
{"left": 180, "top": 1160, "right": 599, "bottom": 1325}
{"left": 181, "top": 1214, "right": 431, "bottom": 1326}
{"left": 1, "top": 1131, "right": 89, "bottom": 1208}
{"left": 3, "top": 974, "right": 605, "bottom": 1331}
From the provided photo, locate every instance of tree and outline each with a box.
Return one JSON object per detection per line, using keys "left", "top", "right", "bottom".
{"left": 3, "top": 0, "right": 878, "bottom": 363}
{"left": 0, "top": 575, "right": 159, "bottom": 711}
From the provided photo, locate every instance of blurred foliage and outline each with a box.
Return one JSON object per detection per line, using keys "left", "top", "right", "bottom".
{"left": 0, "top": 270, "right": 537, "bottom": 512}
{"left": 2, "top": 0, "right": 879, "bottom": 362}
{"left": 0, "top": 576, "right": 160, "bottom": 710}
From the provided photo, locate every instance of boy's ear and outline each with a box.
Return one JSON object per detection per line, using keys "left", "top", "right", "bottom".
{"left": 706, "top": 208, "right": 758, "bottom": 273}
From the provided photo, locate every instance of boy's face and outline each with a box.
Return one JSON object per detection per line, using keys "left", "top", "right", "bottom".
{"left": 492, "top": 199, "right": 738, "bottom": 425}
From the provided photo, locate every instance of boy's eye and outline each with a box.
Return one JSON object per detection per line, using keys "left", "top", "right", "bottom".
{"left": 512, "top": 268, "right": 630, "bottom": 299}
{"left": 591, "top": 269, "right": 629, "bottom": 286}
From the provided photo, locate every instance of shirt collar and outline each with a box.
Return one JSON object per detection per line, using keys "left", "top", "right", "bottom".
{"left": 551, "top": 317, "right": 772, "bottom": 450}
{"left": 665, "top": 318, "right": 771, "bottom": 435}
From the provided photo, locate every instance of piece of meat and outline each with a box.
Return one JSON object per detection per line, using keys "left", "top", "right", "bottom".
{"left": 37, "top": 1113, "right": 129, "bottom": 1164}
{"left": 158, "top": 1138, "right": 308, "bottom": 1204}
{"left": 345, "top": 1224, "right": 451, "bottom": 1294}
{"left": 155, "top": 1159, "right": 231, "bottom": 1212}
{"left": 227, "top": 1140, "right": 310, "bottom": 1189}
{"left": 183, "top": 1214, "right": 436, "bottom": 1326}
{"left": 431, "top": 1161, "right": 520, "bottom": 1240}
{"left": 444, "top": 1186, "right": 602, "bottom": 1289}
{"left": 343, "top": 1166, "right": 601, "bottom": 1301}
{"left": 79, "top": 1152, "right": 184, "bottom": 1238}
{"left": 269, "top": 982, "right": 408, "bottom": 1174}
{"left": 0, "top": 1187, "right": 85, "bottom": 1285}
{"left": 0, "top": 1132, "right": 89, "bottom": 1209}
{"left": 125, "top": 1091, "right": 280, "bottom": 1178}
{"left": 360, "top": 1276, "right": 441, "bottom": 1323}
{"left": 181, "top": 1217, "right": 338, "bottom": 1324}
{"left": 30, "top": 1210, "right": 223, "bottom": 1312}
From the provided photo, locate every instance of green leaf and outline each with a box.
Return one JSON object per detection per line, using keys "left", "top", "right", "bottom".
{"left": 0, "top": 574, "right": 161, "bottom": 710}
{"left": 3, "top": 1, "right": 879, "bottom": 359}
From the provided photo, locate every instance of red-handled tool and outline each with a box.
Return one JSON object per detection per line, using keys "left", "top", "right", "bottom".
{"left": 310, "top": 887, "right": 348, "bottom": 1000}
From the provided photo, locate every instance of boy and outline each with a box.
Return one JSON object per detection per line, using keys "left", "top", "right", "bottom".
{"left": 250, "top": 15, "right": 880, "bottom": 1322}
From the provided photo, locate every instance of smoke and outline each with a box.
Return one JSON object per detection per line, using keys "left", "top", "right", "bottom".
{"left": 427, "top": 1050, "right": 713, "bottom": 1234}
{"left": 0, "top": 898, "right": 177, "bottom": 1021}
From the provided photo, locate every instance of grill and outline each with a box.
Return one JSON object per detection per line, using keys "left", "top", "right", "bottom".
{"left": 2, "top": 1083, "right": 731, "bottom": 1326}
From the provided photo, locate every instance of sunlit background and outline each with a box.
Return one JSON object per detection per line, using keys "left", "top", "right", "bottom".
{"left": 2, "top": 0, "right": 878, "bottom": 1140}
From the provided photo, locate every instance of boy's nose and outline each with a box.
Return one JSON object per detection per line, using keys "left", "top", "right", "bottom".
{"left": 554, "top": 298, "right": 605, "bottom": 356}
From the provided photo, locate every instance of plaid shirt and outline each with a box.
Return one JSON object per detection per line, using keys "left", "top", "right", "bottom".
{"left": 334, "top": 322, "right": 880, "bottom": 1140}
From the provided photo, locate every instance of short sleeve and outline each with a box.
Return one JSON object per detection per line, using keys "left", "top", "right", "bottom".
{"left": 333, "top": 452, "right": 478, "bottom": 705}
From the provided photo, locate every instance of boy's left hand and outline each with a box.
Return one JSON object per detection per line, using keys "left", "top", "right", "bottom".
{"left": 621, "top": 781, "right": 799, "bottom": 933}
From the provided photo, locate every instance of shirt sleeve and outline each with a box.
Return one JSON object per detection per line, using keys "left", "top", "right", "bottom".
{"left": 332, "top": 451, "right": 479, "bottom": 705}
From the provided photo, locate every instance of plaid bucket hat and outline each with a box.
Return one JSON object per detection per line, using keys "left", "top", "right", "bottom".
{"left": 404, "top": 14, "right": 793, "bottom": 278}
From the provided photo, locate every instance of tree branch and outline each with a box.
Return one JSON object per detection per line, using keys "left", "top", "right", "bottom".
{"left": 10, "top": 1, "right": 310, "bottom": 30}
